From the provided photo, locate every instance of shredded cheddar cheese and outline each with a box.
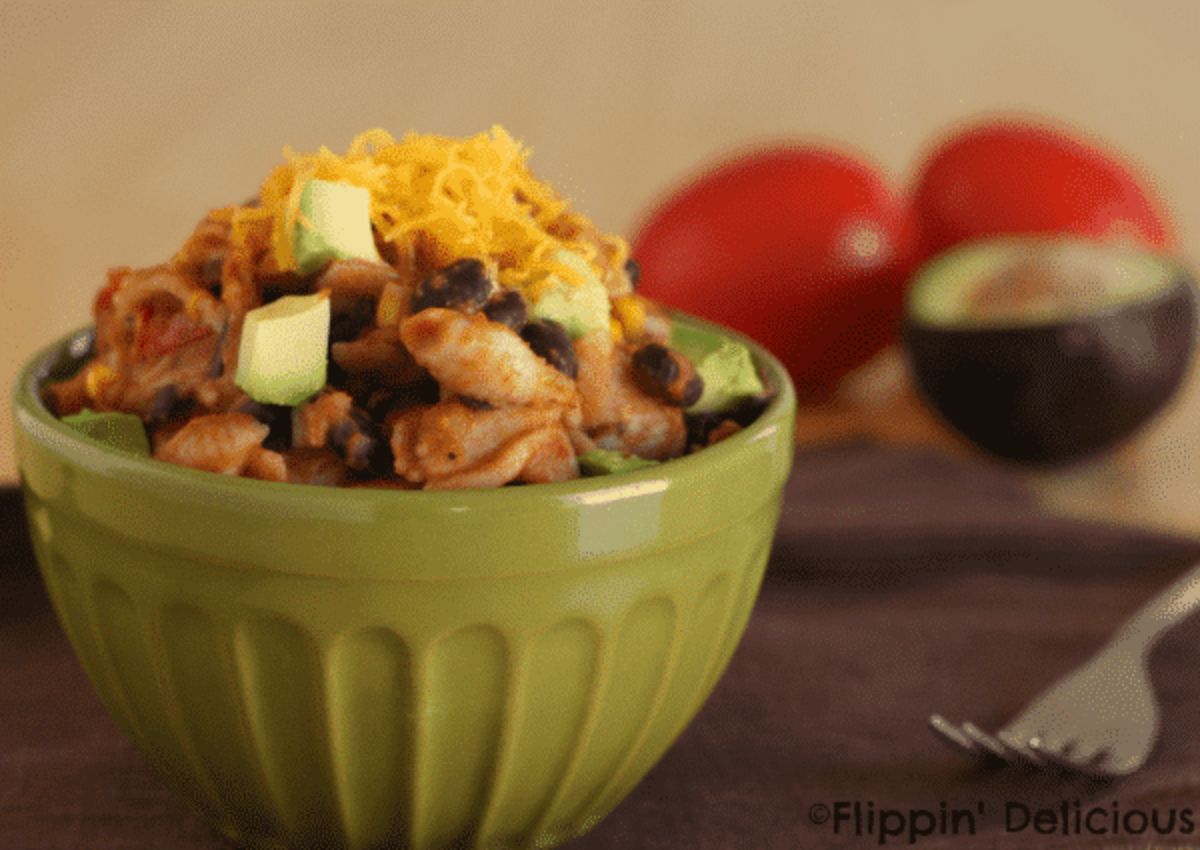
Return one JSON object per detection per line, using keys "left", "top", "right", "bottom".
{"left": 228, "top": 127, "right": 630, "bottom": 301}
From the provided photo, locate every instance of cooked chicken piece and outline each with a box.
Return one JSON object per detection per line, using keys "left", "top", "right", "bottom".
{"left": 388, "top": 407, "right": 425, "bottom": 482}
{"left": 115, "top": 340, "right": 225, "bottom": 415}
{"left": 414, "top": 402, "right": 571, "bottom": 480}
{"left": 282, "top": 448, "right": 346, "bottom": 487}
{"left": 426, "top": 427, "right": 576, "bottom": 490}
{"left": 292, "top": 390, "right": 381, "bottom": 471}
{"left": 517, "top": 427, "right": 577, "bottom": 484}
{"left": 155, "top": 412, "right": 269, "bottom": 476}
{"left": 400, "top": 308, "right": 576, "bottom": 407}
{"left": 109, "top": 265, "right": 225, "bottom": 338}
{"left": 331, "top": 326, "right": 425, "bottom": 386}
{"left": 171, "top": 211, "right": 231, "bottom": 287}
{"left": 574, "top": 331, "right": 619, "bottom": 428}
{"left": 70, "top": 264, "right": 239, "bottom": 418}
{"left": 574, "top": 331, "right": 686, "bottom": 460}
{"left": 192, "top": 374, "right": 246, "bottom": 412}
{"left": 390, "top": 400, "right": 579, "bottom": 488}
{"left": 589, "top": 412, "right": 686, "bottom": 460}
{"left": 70, "top": 336, "right": 227, "bottom": 422}
{"left": 292, "top": 391, "right": 354, "bottom": 448}
{"left": 244, "top": 447, "right": 288, "bottom": 482}
{"left": 315, "top": 258, "right": 402, "bottom": 297}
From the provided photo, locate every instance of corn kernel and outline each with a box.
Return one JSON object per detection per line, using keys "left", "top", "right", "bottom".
{"left": 85, "top": 364, "right": 117, "bottom": 399}
{"left": 609, "top": 317, "right": 624, "bottom": 342}
{"left": 185, "top": 292, "right": 204, "bottom": 319}
{"left": 376, "top": 282, "right": 405, "bottom": 327}
{"left": 612, "top": 294, "right": 646, "bottom": 338}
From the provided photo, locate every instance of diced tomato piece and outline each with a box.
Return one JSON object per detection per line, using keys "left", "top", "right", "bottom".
{"left": 137, "top": 311, "right": 213, "bottom": 358}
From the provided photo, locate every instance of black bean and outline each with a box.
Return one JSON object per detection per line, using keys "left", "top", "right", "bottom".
{"left": 375, "top": 237, "right": 401, "bottom": 267}
{"left": 684, "top": 390, "right": 773, "bottom": 451}
{"left": 364, "top": 437, "right": 395, "bottom": 477}
{"left": 483, "top": 290, "right": 527, "bottom": 331}
{"left": 328, "top": 418, "right": 358, "bottom": 453}
{"left": 625, "top": 258, "right": 641, "bottom": 290}
{"left": 633, "top": 344, "right": 677, "bottom": 386}
{"left": 685, "top": 411, "right": 724, "bottom": 450}
{"left": 363, "top": 379, "right": 440, "bottom": 420}
{"left": 283, "top": 448, "right": 345, "bottom": 487}
{"left": 329, "top": 295, "right": 375, "bottom": 344}
{"left": 146, "top": 385, "right": 181, "bottom": 425}
{"left": 521, "top": 320, "right": 578, "bottom": 379}
{"left": 350, "top": 408, "right": 377, "bottom": 434}
{"left": 239, "top": 399, "right": 293, "bottom": 450}
{"left": 632, "top": 343, "right": 703, "bottom": 407}
{"left": 326, "top": 359, "right": 349, "bottom": 392}
{"left": 335, "top": 423, "right": 374, "bottom": 470}
{"left": 260, "top": 285, "right": 300, "bottom": 304}
{"left": 363, "top": 389, "right": 397, "bottom": 421}
{"left": 729, "top": 392, "right": 771, "bottom": 426}
{"left": 260, "top": 272, "right": 313, "bottom": 304}
{"left": 207, "top": 323, "right": 229, "bottom": 378}
{"left": 412, "top": 258, "right": 493, "bottom": 314}
{"left": 201, "top": 255, "right": 224, "bottom": 293}
{"left": 325, "top": 408, "right": 388, "bottom": 473}
{"left": 346, "top": 442, "right": 377, "bottom": 473}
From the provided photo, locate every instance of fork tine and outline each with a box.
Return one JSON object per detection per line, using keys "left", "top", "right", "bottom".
{"left": 929, "top": 714, "right": 978, "bottom": 755}
{"left": 961, "top": 722, "right": 1019, "bottom": 763}
{"left": 1028, "top": 738, "right": 1117, "bottom": 780}
{"left": 1026, "top": 737, "right": 1078, "bottom": 771}
{"left": 1103, "top": 752, "right": 1146, "bottom": 777}
{"left": 996, "top": 731, "right": 1046, "bottom": 768}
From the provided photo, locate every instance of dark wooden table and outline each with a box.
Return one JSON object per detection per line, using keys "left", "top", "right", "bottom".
{"left": 4, "top": 445, "right": 1200, "bottom": 849}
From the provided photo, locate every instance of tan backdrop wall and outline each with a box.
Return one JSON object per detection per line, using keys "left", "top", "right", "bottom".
{"left": 3, "top": 0, "right": 1198, "bottom": 526}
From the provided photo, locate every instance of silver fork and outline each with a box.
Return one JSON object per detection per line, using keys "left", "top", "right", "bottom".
{"left": 931, "top": 560, "right": 1200, "bottom": 778}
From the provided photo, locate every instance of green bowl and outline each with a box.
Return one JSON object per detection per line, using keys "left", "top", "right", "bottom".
{"left": 12, "top": 316, "right": 795, "bottom": 850}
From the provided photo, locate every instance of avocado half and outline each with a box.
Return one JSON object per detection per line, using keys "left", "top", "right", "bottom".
{"left": 903, "top": 237, "right": 1197, "bottom": 464}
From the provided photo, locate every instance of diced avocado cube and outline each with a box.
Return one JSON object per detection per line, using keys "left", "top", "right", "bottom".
{"left": 293, "top": 179, "right": 383, "bottom": 275}
{"left": 529, "top": 250, "right": 612, "bottom": 340}
{"left": 577, "top": 448, "right": 660, "bottom": 476}
{"left": 670, "top": 323, "right": 764, "bottom": 413}
{"left": 669, "top": 321, "right": 725, "bottom": 360}
{"left": 234, "top": 293, "right": 330, "bottom": 406}
{"left": 690, "top": 341, "right": 765, "bottom": 413}
{"left": 61, "top": 410, "right": 150, "bottom": 455}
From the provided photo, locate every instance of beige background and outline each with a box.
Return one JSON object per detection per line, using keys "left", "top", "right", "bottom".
{"left": 3, "top": 0, "right": 1198, "bottom": 528}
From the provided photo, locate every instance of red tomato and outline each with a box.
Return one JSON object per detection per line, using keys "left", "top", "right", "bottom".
{"left": 632, "top": 147, "right": 917, "bottom": 402}
{"left": 912, "top": 118, "right": 1174, "bottom": 257}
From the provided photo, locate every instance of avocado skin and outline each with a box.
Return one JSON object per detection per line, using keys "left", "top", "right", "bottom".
{"left": 904, "top": 274, "right": 1197, "bottom": 465}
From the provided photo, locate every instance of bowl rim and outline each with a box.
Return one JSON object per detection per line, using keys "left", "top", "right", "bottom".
{"left": 14, "top": 311, "right": 796, "bottom": 513}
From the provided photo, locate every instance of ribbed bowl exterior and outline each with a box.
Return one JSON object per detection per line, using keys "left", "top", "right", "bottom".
{"left": 15, "top": 318, "right": 795, "bottom": 850}
{"left": 27, "top": 494, "right": 778, "bottom": 850}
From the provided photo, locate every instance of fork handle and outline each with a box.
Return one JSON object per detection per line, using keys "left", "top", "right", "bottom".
{"left": 1110, "top": 561, "right": 1200, "bottom": 655}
